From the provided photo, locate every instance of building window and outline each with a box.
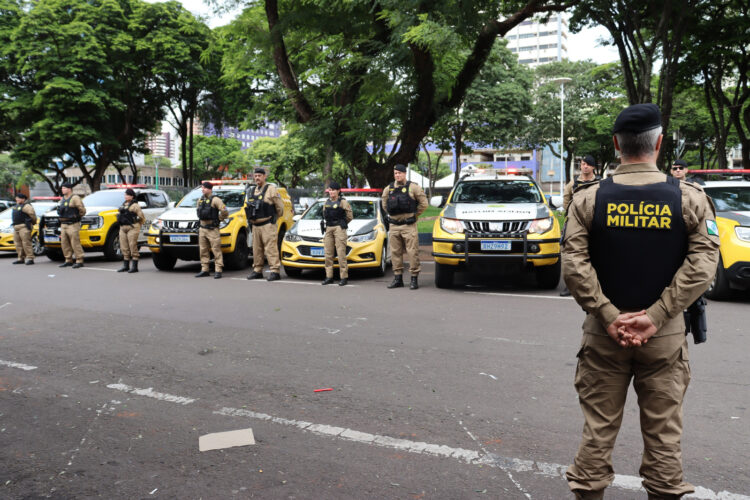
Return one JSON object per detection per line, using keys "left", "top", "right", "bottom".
{"left": 520, "top": 156, "right": 531, "bottom": 161}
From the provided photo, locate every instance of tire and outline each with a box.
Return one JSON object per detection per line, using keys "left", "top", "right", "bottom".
{"left": 46, "top": 248, "right": 64, "bottom": 261}
{"left": 536, "top": 260, "right": 561, "bottom": 290}
{"left": 224, "top": 230, "right": 250, "bottom": 270}
{"left": 32, "top": 234, "right": 45, "bottom": 257}
{"left": 434, "top": 261, "right": 455, "bottom": 289}
{"left": 374, "top": 242, "right": 387, "bottom": 277}
{"left": 284, "top": 265, "right": 302, "bottom": 278}
{"left": 705, "top": 255, "right": 732, "bottom": 300}
{"left": 103, "top": 226, "right": 122, "bottom": 261}
{"left": 152, "top": 251, "right": 177, "bottom": 271}
{"left": 277, "top": 226, "right": 286, "bottom": 250}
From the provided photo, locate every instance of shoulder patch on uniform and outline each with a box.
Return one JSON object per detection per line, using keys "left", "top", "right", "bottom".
{"left": 706, "top": 219, "right": 719, "bottom": 236}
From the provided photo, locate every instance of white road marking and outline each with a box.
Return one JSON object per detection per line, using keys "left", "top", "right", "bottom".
{"left": 479, "top": 372, "right": 498, "bottom": 380}
{"left": 230, "top": 278, "right": 359, "bottom": 287}
{"left": 215, "top": 406, "right": 749, "bottom": 500}
{"left": 81, "top": 267, "right": 117, "bottom": 272}
{"left": 0, "top": 359, "right": 38, "bottom": 371}
{"left": 466, "top": 291, "right": 573, "bottom": 300}
{"left": 106, "top": 383, "right": 195, "bottom": 405}
{"left": 0, "top": 302, "right": 11, "bottom": 310}
{"left": 481, "top": 336, "right": 545, "bottom": 346}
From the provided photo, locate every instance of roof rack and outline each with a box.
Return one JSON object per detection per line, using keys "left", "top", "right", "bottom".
{"left": 201, "top": 179, "right": 254, "bottom": 185}
{"left": 459, "top": 166, "right": 533, "bottom": 180}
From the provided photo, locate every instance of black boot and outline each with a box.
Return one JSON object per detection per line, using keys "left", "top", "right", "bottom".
{"left": 338, "top": 278, "right": 348, "bottom": 286}
{"left": 25, "top": 260, "right": 34, "bottom": 265}
{"left": 387, "top": 275, "right": 404, "bottom": 288}
{"left": 247, "top": 271, "right": 263, "bottom": 280}
{"left": 321, "top": 277, "right": 335, "bottom": 285}
{"left": 72, "top": 262, "right": 84, "bottom": 269}
{"left": 195, "top": 271, "right": 210, "bottom": 278}
{"left": 59, "top": 262, "right": 73, "bottom": 268}
{"left": 410, "top": 276, "right": 419, "bottom": 290}
{"left": 267, "top": 272, "right": 281, "bottom": 281}
{"left": 559, "top": 287, "right": 571, "bottom": 297}
{"left": 12, "top": 260, "right": 23, "bottom": 265}
{"left": 127, "top": 261, "right": 139, "bottom": 273}
{"left": 214, "top": 272, "right": 222, "bottom": 279}
{"left": 117, "top": 260, "right": 130, "bottom": 272}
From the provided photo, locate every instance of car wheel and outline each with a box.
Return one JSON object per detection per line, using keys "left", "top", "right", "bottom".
{"left": 434, "top": 262, "right": 455, "bottom": 289}
{"left": 46, "top": 248, "right": 64, "bottom": 261}
{"left": 224, "top": 230, "right": 250, "bottom": 270}
{"left": 103, "top": 226, "right": 122, "bottom": 261}
{"left": 152, "top": 252, "right": 177, "bottom": 271}
{"left": 277, "top": 226, "right": 286, "bottom": 250}
{"left": 32, "top": 234, "right": 45, "bottom": 256}
{"left": 284, "top": 265, "right": 302, "bottom": 278}
{"left": 374, "top": 242, "right": 387, "bottom": 277}
{"left": 535, "top": 260, "right": 561, "bottom": 290}
{"left": 705, "top": 255, "right": 732, "bottom": 301}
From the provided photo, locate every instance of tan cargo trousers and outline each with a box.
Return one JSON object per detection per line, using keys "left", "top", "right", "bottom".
{"left": 251, "top": 222, "right": 279, "bottom": 273}
{"left": 324, "top": 225, "right": 348, "bottom": 278}
{"left": 389, "top": 223, "right": 420, "bottom": 276}
{"left": 119, "top": 224, "right": 141, "bottom": 261}
{"left": 61, "top": 222, "right": 84, "bottom": 263}
{"left": 13, "top": 225, "right": 34, "bottom": 262}
{"left": 567, "top": 332, "right": 694, "bottom": 499}
{"left": 198, "top": 227, "right": 223, "bottom": 272}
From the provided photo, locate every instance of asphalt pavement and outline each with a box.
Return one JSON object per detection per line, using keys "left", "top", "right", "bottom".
{"left": 1, "top": 250, "right": 748, "bottom": 499}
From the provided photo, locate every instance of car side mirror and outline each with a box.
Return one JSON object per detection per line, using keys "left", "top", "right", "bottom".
{"left": 138, "top": 201, "right": 147, "bottom": 208}
{"left": 549, "top": 195, "right": 563, "bottom": 209}
{"left": 430, "top": 195, "right": 443, "bottom": 208}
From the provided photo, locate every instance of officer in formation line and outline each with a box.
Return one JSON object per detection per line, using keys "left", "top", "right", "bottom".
{"left": 321, "top": 181, "right": 353, "bottom": 286}
{"left": 563, "top": 103, "right": 720, "bottom": 500}
{"left": 381, "top": 164, "right": 428, "bottom": 290}
{"left": 116, "top": 188, "right": 146, "bottom": 274}
{"left": 195, "top": 181, "right": 228, "bottom": 279}
{"left": 11, "top": 192, "right": 37, "bottom": 265}
{"left": 57, "top": 182, "right": 86, "bottom": 268}
{"left": 246, "top": 167, "right": 285, "bottom": 282}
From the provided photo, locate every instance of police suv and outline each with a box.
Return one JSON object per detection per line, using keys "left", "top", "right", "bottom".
{"left": 430, "top": 167, "right": 562, "bottom": 288}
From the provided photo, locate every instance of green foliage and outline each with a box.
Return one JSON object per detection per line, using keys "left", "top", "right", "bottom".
{"left": 245, "top": 131, "right": 325, "bottom": 188}
{"left": 0, "top": 153, "right": 26, "bottom": 196}
{"left": 187, "top": 135, "right": 247, "bottom": 181}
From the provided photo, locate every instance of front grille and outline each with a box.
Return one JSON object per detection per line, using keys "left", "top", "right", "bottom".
{"left": 301, "top": 235, "right": 323, "bottom": 243}
{"left": 43, "top": 217, "right": 60, "bottom": 229}
{"left": 463, "top": 220, "right": 529, "bottom": 237}
{"left": 162, "top": 220, "right": 199, "bottom": 233}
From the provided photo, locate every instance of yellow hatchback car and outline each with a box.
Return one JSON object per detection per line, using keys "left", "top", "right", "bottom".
{"left": 0, "top": 199, "right": 59, "bottom": 257}
{"left": 281, "top": 191, "right": 390, "bottom": 277}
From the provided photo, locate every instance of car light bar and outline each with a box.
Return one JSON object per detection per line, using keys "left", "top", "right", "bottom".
{"left": 106, "top": 184, "right": 147, "bottom": 189}
{"left": 688, "top": 169, "right": 750, "bottom": 175}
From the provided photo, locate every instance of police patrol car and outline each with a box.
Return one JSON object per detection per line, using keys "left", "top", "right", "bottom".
{"left": 41, "top": 185, "right": 172, "bottom": 261}
{"left": 147, "top": 179, "right": 294, "bottom": 271}
{"left": 430, "top": 167, "right": 562, "bottom": 288}
{"left": 0, "top": 198, "right": 59, "bottom": 257}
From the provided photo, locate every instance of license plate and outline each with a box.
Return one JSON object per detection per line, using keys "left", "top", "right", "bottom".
{"left": 44, "top": 235, "right": 60, "bottom": 243}
{"left": 480, "top": 240, "right": 511, "bottom": 251}
{"left": 310, "top": 247, "right": 325, "bottom": 257}
{"left": 170, "top": 234, "right": 191, "bottom": 243}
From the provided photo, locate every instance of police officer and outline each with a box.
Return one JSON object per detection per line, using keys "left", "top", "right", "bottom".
{"left": 11, "top": 193, "right": 37, "bottom": 265}
{"left": 245, "top": 167, "right": 284, "bottom": 281}
{"left": 563, "top": 104, "right": 720, "bottom": 500}
{"left": 195, "top": 181, "right": 228, "bottom": 279}
{"left": 116, "top": 188, "right": 146, "bottom": 273}
{"left": 57, "top": 182, "right": 86, "bottom": 268}
{"left": 321, "top": 181, "right": 353, "bottom": 286}
{"left": 381, "top": 164, "right": 428, "bottom": 289}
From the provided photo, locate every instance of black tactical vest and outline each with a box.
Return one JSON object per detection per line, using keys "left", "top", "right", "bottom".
{"left": 196, "top": 196, "right": 219, "bottom": 222}
{"left": 589, "top": 176, "right": 687, "bottom": 311}
{"left": 323, "top": 198, "right": 347, "bottom": 227}
{"left": 386, "top": 181, "right": 417, "bottom": 215}
{"left": 12, "top": 203, "right": 33, "bottom": 227}
{"left": 246, "top": 184, "right": 275, "bottom": 220}
{"left": 573, "top": 175, "right": 601, "bottom": 189}
{"left": 57, "top": 196, "right": 81, "bottom": 221}
{"left": 117, "top": 201, "right": 138, "bottom": 225}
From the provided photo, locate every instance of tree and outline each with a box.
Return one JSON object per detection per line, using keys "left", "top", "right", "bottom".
{"left": 0, "top": 153, "right": 25, "bottom": 197}
{"left": 245, "top": 131, "right": 325, "bottom": 188}
{"left": 670, "top": 85, "right": 717, "bottom": 169}
{"left": 221, "top": 0, "right": 576, "bottom": 188}
{"left": 188, "top": 135, "right": 246, "bottom": 181}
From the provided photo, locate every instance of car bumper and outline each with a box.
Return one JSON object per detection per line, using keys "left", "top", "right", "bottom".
{"left": 147, "top": 231, "right": 235, "bottom": 255}
{"left": 42, "top": 227, "right": 108, "bottom": 250}
{"left": 281, "top": 238, "right": 383, "bottom": 269}
{"left": 432, "top": 235, "right": 560, "bottom": 267}
{"left": 0, "top": 232, "right": 16, "bottom": 251}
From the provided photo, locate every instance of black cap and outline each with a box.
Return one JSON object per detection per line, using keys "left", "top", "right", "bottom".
{"left": 613, "top": 103, "right": 662, "bottom": 134}
{"left": 254, "top": 167, "right": 267, "bottom": 174}
{"left": 201, "top": 181, "right": 213, "bottom": 189}
{"left": 582, "top": 155, "right": 597, "bottom": 167}
{"left": 394, "top": 164, "right": 407, "bottom": 172}
{"left": 125, "top": 188, "right": 136, "bottom": 197}
{"left": 328, "top": 181, "right": 341, "bottom": 191}
{"left": 673, "top": 159, "right": 688, "bottom": 168}
{"left": 61, "top": 182, "right": 73, "bottom": 189}
{"left": 15, "top": 192, "right": 27, "bottom": 199}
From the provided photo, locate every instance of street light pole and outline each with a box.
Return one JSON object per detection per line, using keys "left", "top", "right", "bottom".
{"left": 552, "top": 77, "right": 572, "bottom": 195}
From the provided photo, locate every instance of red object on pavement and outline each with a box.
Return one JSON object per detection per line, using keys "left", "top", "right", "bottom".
{"left": 314, "top": 388, "right": 333, "bottom": 392}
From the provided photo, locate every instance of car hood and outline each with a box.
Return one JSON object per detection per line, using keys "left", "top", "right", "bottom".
{"left": 42, "top": 206, "right": 117, "bottom": 218}
{"left": 442, "top": 202, "right": 549, "bottom": 221}
{"left": 717, "top": 211, "right": 750, "bottom": 225}
{"left": 154, "top": 207, "right": 241, "bottom": 221}
{"left": 293, "top": 218, "right": 376, "bottom": 237}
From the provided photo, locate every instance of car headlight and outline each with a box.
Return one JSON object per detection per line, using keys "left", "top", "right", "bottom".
{"left": 735, "top": 226, "right": 750, "bottom": 242}
{"left": 284, "top": 232, "right": 303, "bottom": 242}
{"left": 440, "top": 217, "right": 464, "bottom": 234}
{"left": 151, "top": 218, "right": 164, "bottom": 231}
{"left": 528, "top": 216, "right": 554, "bottom": 235}
{"left": 349, "top": 230, "right": 377, "bottom": 243}
{"left": 219, "top": 218, "right": 232, "bottom": 229}
{"left": 81, "top": 215, "right": 103, "bottom": 229}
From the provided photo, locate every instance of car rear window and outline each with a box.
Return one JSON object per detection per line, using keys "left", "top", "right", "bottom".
{"left": 452, "top": 180, "right": 542, "bottom": 203}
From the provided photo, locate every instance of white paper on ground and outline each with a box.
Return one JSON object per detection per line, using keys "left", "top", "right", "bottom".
{"left": 199, "top": 428, "right": 255, "bottom": 452}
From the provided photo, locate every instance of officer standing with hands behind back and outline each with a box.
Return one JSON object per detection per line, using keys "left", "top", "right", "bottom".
{"left": 195, "top": 181, "right": 228, "bottom": 279}
{"left": 381, "top": 164, "right": 428, "bottom": 290}
{"left": 246, "top": 167, "right": 285, "bottom": 281}
{"left": 321, "top": 181, "right": 353, "bottom": 286}
{"left": 57, "top": 182, "right": 86, "bottom": 268}
{"left": 563, "top": 103, "right": 720, "bottom": 500}
{"left": 116, "top": 188, "right": 146, "bottom": 273}
{"left": 11, "top": 193, "right": 37, "bottom": 265}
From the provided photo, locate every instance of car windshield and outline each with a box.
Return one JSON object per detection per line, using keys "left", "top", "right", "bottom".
{"left": 301, "top": 199, "right": 377, "bottom": 220}
{"left": 83, "top": 190, "right": 125, "bottom": 206}
{"left": 178, "top": 189, "right": 246, "bottom": 208}
{"left": 452, "top": 180, "right": 543, "bottom": 203}
{"left": 0, "top": 209, "right": 10, "bottom": 220}
{"left": 704, "top": 186, "right": 750, "bottom": 212}
{"left": 33, "top": 203, "right": 57, "bottom": 215}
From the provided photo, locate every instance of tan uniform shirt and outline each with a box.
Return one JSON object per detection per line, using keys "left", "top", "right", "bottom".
{"left": 563, "top": 175, "right": 598, "bottom": 211}
{"left": 198, "top": 196, "right": 228, "bottom": 224}
{"left": 380, "top": 180, "right": 428, "bottom": 222}
{"left": 122, "top": 201, "right": 146, "bottom": 225}
{"left": 13, "top": 203, "right": 37, "bottom": 228}
{"left": 563, "top": 162, "right": 720, "bottom": 337}
{"left": 249, "top": 183, "right": 284, "bottom": 223}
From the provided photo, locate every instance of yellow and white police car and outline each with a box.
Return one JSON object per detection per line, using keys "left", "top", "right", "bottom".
{"left": 0, "top": 199, "right": 59, "bottom": 257}
{"left": 280, "top": 189, "right": 390, "bottom": 277}
{"left": 431, "top": 167, "right": 562, "bottom": 288}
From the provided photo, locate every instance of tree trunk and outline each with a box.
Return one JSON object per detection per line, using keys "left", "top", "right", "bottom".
{"left": 452, "top": 124, "right": 464, "bottom": 186}
{"left": 188, "top": 112, "right": 195, "bottom": 186}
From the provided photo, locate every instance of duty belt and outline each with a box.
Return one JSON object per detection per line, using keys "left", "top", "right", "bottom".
{"left": 251, "top": 219, "right": 273, "bottom": 227}
{"left": 389, "top": 216, "right": 416, "bottom": 225}
{"left": 200, "top": 223, "right": 219, "bottom": 229}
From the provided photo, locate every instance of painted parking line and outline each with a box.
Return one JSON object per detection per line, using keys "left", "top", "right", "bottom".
{"left": 106, "top": 383, "right": 195, "bottom": 405}
{"left": 466, "top": 291, "right": 574, "bottom": 301}
{"left": 0, "top": 359, "right": 38, "bottom": 371}
{"left": 0, "top": 302, "right": 11, "bottom": 310}
{"left": 81, "top": 267, "right": 117, "bottom": 272}
{"left": 230, "top": 278, "right": 360, "bottom": 287}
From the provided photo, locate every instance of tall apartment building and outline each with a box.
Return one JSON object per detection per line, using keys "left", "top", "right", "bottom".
{"left": 505, "top": 14, "right": 569, "bottom": 67}
{"left": 144, "top": 131, "right": 172, "bottom": 159}
{"left": 201, "top": 122, "right": 283, "bottom": 150}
